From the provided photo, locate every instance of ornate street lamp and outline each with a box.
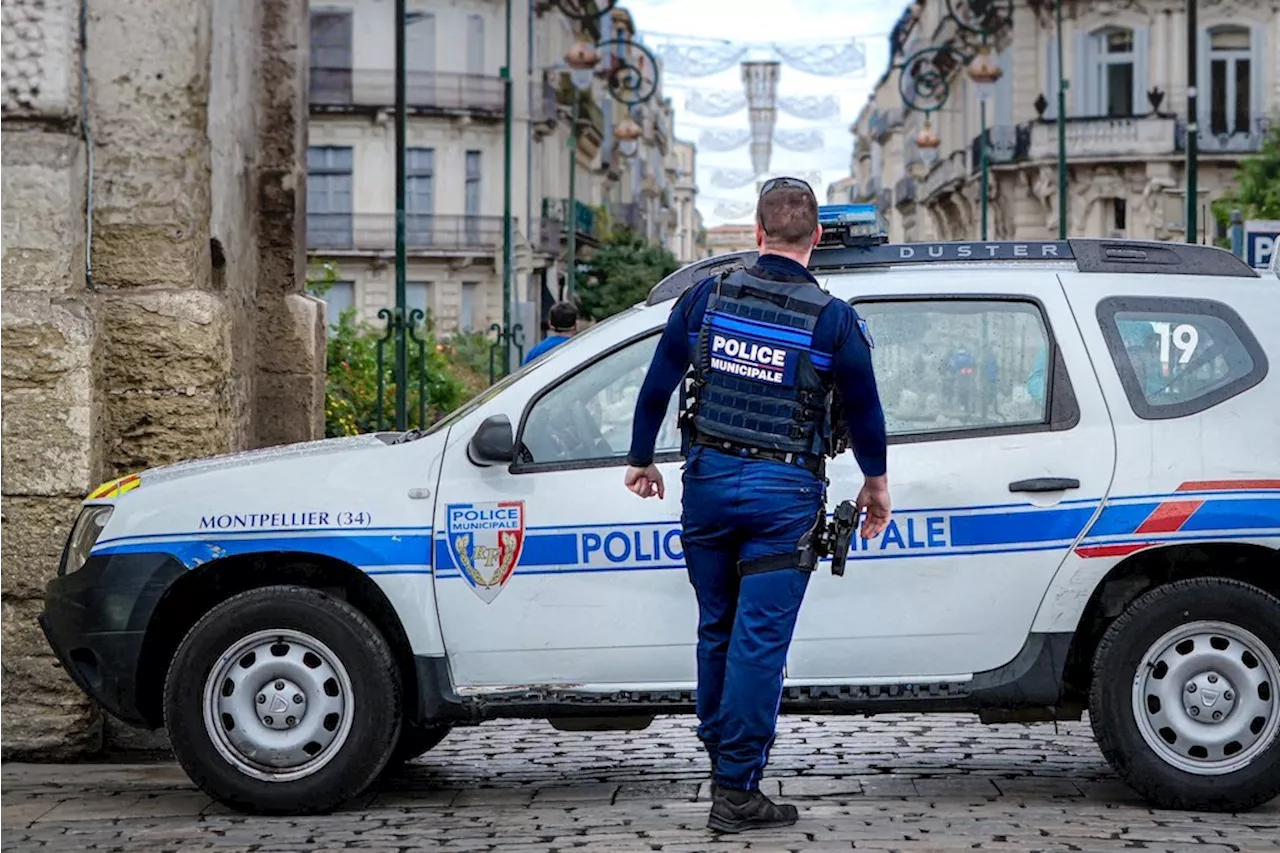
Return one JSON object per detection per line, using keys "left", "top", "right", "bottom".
{"left": 613, "top": 116, "right": 644, "bottom": 159}
{"left": 557, "top": 17, "right": 660, "bottom": 299}
{"left": 894, "top": 0, "right": 1012, "bottom": 239}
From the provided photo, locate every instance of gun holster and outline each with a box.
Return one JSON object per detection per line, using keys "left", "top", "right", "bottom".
{"left": 737, "top": 499, "right": 859, "bottom": 578}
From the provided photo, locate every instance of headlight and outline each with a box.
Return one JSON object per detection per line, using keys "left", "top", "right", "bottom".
{"left": 60, "top": 506, "right": 114, "bottom": 576}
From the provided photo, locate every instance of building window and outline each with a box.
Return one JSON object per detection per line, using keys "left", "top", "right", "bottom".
{"left": 1113, "top": 198, "right": 1127, "bottom": 235}
{"left": 1096, "top": 297, "right": 1268, "bottom": 420}
{"left": 306, "top": 146, "right": 353, "bottom": 249}
{"left": 407, "top": 281, "right": 431, "bottom": 327}
{"left": 459, "top": 282, "right": 478, "bottom": 332}
{"left": 465, "top": 151, "right": 482, "bottom": 245}
{"left": 1092, "top": 28, "right": 1134, "bottom": 117}
{"left": 309, "top": 280, "right": 355, "bottom": 335}
{"left": 309, "top": 10, "right": 352, "bottom": 104}
{"left": 467, "top": 14, "right": 485, "bottom": 75}
{"left": 1208, "top": 26, "right": 1252, "bottom": 137}
{"left": 406, "top": 148, "right": 435, "bottom": 247}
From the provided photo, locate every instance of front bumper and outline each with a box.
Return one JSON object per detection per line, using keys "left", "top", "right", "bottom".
{"left": 40, "top": 552, "right": 187, "bottom": 727}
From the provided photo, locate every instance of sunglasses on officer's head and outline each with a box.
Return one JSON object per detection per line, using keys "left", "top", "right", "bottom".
{"left": 759, "top": 176, "right": 815, "bottom": 198}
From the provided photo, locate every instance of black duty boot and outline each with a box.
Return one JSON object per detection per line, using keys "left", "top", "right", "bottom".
{"left": 707, "top": 787, "right": 799, "bottom": 833}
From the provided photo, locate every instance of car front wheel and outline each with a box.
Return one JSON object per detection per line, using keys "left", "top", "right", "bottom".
{"left": 163, "top": 585, "right": 402, "bottom": 814}
{"left": 1090, "top": 577, "right": 1280, "bottom": 812}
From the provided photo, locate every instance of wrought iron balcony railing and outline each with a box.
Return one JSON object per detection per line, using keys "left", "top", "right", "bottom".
{"left": 305, "top": 213, "right": 507, "bottom": 253}
{"left": 309, "top": 68, "right": 505, "bottom": 117}
{"left": 542, "top": 198, "right": 600, "bottom": 242}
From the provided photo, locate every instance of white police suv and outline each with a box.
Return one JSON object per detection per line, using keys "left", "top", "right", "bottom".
{"left": 42, "top": 208, "right": 1280, "bottom": 815}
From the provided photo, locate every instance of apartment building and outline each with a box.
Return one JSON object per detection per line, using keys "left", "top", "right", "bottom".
{"left": 666, "top": 139, "right": 704, "bottom": 263}
{"left": 847, "top": 0, "right": 1278, "bottom": 243}
{"left": 305, "top": 0, "right": 682, "bottom": 341}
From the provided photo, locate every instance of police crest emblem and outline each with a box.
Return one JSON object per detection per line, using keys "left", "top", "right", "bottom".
{"left": 445, "top": 501, "right": 526, "bottom": 603}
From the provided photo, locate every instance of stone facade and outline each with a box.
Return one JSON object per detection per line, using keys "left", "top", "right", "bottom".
{"left": 1, "top": 0, "right": 324, "bottom": 758}
{"left": 848, "top": 0, "right": 1280, "bottom": 243}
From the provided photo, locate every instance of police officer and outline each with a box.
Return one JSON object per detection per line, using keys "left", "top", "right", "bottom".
{"left": 622, "top": 177, "right": 891, "bottom": 833}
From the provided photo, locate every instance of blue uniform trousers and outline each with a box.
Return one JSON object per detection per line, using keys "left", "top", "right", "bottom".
{"left": 680, "top": 445, "right": 822, "bottom": 791}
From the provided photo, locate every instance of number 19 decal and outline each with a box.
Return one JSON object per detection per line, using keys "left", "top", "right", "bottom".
{"left": 1153, "top": 322, "right": 1199, "bottom": 364}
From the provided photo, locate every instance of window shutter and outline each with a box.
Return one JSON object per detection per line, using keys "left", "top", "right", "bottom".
{"left": 467, "top": 15, "right": 485, "bottom": 75}
{"left": 1074, "top": 31, "right": 1090, "bottom": 115}
{"left": 407, "top": 13, "right": 435, "bottom": 73}
{"left": 1133, "top": 26, "right": 1150, "bottom": 114}
{"left": 996, "top": 46, "right": 1014, "bottom": 127}
{"left": 1250, "top": 25, "right": 1266, "bottom": 132}
{"left": 1046, "top": 35, "right": 1060, "bottom": 119}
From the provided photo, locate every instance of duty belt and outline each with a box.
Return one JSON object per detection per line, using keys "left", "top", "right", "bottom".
{"left": 692, "top": 437, "right": 824, "bottom": 475}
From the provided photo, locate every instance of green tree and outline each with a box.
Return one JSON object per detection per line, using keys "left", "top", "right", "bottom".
{"left": 306, "top": 259, "right": 479, "bottom": 437}
{"left": 577, "top": 226, "right": 680, "bottom": 321}
{"left": 1212, "top": 123, "right": 1280, "bottom": 236}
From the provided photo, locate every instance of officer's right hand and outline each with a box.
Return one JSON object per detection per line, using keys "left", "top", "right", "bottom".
{"left": 624, "top": 464, "right": 665, "bottom": 499}
{"left": 856, "top": 476, "right": 892, "bottom": 539}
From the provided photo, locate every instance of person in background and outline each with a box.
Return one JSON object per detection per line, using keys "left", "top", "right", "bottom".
{"left": 523, "top": 301, "right": 579, "bottom": 365}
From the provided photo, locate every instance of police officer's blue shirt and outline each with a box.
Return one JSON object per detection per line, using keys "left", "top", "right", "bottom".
{"left": 523, "top": 334, "right": 571, "bottom": 365}
{"left": 627, "top": 254, "right": 888, "bottom": 477}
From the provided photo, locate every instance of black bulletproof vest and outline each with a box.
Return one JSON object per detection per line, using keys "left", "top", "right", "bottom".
{"left": 686, "top": 269, "right": 836, "bottom": 456}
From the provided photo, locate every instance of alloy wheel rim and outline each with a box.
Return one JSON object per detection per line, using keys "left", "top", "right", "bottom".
{"left": 202, "top": 628, "right": 355, "bottom": 782}
{"left": 1131, "top": 619, "right": 1279, "bottom": 776}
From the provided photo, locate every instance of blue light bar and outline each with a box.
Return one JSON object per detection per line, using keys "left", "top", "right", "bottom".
{"left": 817, "top": 203, "right": 887, "bottom": 247}
{"left": 818, "top": 203, "right": 879, "bottom": 226}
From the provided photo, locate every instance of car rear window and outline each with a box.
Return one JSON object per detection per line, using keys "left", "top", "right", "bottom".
{"left": 1096, "top": 296, "right": 1268, "bottom": 419}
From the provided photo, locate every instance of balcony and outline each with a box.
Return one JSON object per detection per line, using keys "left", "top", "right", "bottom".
{"left": 306, "top": 214, "right": 506, "bottom": 254}
{"left": 969, "top": 124, "right": 1029, "bottom": 173}
{"left": 616, "top": 202, "right": 644, "bottom": 231}
{"left": 554, "top": 75, "right": 605, "bottom": 149}
{"left": 530, "top": 77, "right": 559, "bottom": 133}
{"left": 1028, "top": 115, "right": 1180, "bottom": 161}
{"left": 894, "top": 176, "right": 918, "bottom": 209}
{"left": 1199, "top": 117, "right": 1273, "bottom": 154}
{"left": 542, "top": 198, "right": 601, "bottom": 244}
{"left": 919, "top": 150, "right": 966, "bottom": 203}
{"left": 310, "top": 69, "right": 504, "bottom": 119}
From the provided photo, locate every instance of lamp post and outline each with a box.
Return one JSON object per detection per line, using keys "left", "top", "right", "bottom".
{"left": 558, "top": 19, "right": 660, "bottom": 299}
{"left": 1185, "top": 0, "right": 1199, "bottom": 243}
{"left": 1055, "top": 0, "right": 1067, "bottom": 238}
{"left": 894, "top": 0, "right": 1012, "bottom": 241}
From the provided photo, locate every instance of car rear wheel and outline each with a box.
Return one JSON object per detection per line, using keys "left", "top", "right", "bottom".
{"left": 1090, "top": 577, "right": 1280, "bottom": 812}
{"left": 164, "top": 585, "right": 401, "bottom": 814}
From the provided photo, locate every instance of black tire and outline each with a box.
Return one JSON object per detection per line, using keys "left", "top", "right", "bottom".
{"left": 388, "top": 721, "right": 452, "bottom": 766}
{"left": 1090, "top": 577, "right": 1280, "bottom": 812}
{"left": 163, "top": 585, "right": 402, "bottom": 815}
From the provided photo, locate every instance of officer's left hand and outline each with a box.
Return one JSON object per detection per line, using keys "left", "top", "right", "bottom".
{"left": 624, "top": 465, "right": 665, "bottom": 499}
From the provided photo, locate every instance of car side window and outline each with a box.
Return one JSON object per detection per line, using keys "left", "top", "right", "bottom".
{"left": 853, "top": 298, "right": 1075, "bottom": 440}
{"left": 1096, "top": 297, "right": 1268, "bottom": 419}
{"left": 516, "top": 334, "right": 681, "bottom": 469}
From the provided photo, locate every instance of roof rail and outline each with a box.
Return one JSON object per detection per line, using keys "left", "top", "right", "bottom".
{"left": 644, "top": 238, "right": 1258, "bottom": 306}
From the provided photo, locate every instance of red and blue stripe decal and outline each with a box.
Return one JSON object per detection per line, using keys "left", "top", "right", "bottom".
{"left": 1074, "top": 480, "right": 1280, "bottom": 559}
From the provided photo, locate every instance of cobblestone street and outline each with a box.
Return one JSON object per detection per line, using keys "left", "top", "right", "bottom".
{"left": 3, "top": 714, "right": 1278, "bottom": 852}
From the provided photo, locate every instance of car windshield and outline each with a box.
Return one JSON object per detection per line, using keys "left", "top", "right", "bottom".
{"left": 418, "top": 305, "right": 646, "bottom": 437}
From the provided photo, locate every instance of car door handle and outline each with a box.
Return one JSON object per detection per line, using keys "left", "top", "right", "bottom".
{"left": 1009, "top": 477, "right": 1081, "bottom": 493}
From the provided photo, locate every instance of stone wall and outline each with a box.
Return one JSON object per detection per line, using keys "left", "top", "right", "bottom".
{"left": 0, "top": 0, "right": 324, "bottom": 759}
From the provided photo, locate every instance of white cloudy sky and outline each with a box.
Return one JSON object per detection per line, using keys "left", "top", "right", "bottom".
{"left": 624, "top": 0, "right": 912, "bottom": 227}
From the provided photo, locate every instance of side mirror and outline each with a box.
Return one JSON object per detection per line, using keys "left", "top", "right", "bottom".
{"left": 468, "top": 414, "right": 515, "bottom": 465}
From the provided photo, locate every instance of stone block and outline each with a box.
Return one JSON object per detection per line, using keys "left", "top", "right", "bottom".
{"left": 256, "top": 291, "right": 326, "bottom": 375}
{"left": 99, "top": 289, "right": 230, "bottom": 392}
{"left": 1, "top": 0, "right": 80, "bottom": 117}
{"left": 0, "top": 496, "right": 85, "bottom": 599}
{"left": 257, "top": 166, "right": 306, "bottom": 258}
{"left": 92, "top": 221, "right": 211, "bottom": 291}
{"left": 257, "top": 0, "right": 308, "bottom": 170}
{"left": 0, "top": 598, "right": 101, "bottom": 759}
{"left": 0, "top": 129, "right": 86, "bottom": 293}
{"left": 1, "top": 391, "right": 97, "bottom": 496}
{"left": 254, "top": 370, "right": 325, "bottom": 449}
{"left": 0, "top": 292, "right": 97, "bottom": 388}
